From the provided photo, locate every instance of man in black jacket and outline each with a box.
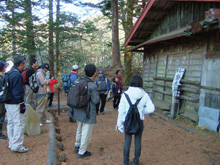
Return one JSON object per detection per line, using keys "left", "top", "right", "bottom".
{"left": 5, "top": 55, "right": 28, "bottom": 153}
{"left": 24, "top": 59, "right": 38, "bottom": 105}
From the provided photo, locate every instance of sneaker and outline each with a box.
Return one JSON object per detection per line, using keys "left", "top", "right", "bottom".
{"left": 69, "top": 117, "right": 76, "bottom": 123}
{"left": 75, "top": 146, "right": 79, "bottom": 153}
{"left": 12, "top": 146, "right": 28, "bottom": 153}
{"left": 0, "top": 134, "right": 7, "bottom": 140}
{"left": 41, "top": 120, "right": 50, "bottom": 124}
{"left": 77, "top": 151, "right": 92, "bottom": 158}
{"left": 40, "top": 123, "right": 43, "bottom": 127}
{"left": 69, "top": 117, "right": 73, "bottom": 122}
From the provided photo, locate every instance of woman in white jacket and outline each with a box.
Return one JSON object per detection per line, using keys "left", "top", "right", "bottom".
{"left": 116, "top": 75, "right": 155, "bottom": 165}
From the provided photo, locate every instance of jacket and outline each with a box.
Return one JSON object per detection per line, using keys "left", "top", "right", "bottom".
{"left": 112, "top": 82, "right": 122, "bottom": 97}
{"left": 49, "top": 79, "right": 59, "bottom": 93}
{"left": 70, "top": 71, "right": 78, "bottom": 84}
{"left": 73, "top": 76, "right": 100, "bottom": 124}
{"left": 7, "top": 67, "right": 25, "bottom": 104}
{"left": 36, "top": 69, "right": 50, "bottom": 95}
{"left": 116, "top": 75, "right": 123, "bottom": 90}
{"left": 117, "top": 87, "right": 155, "bottom": 133}
{"left": 26, "top": 67, "right": 35, "bottom": 85}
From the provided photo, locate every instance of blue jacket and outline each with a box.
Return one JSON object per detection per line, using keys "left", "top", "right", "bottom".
{"left": 7, "top": 67, "right": 25, "bottom": 104}
{"left": 70, "top": 72, "right": 78, "bottom": 85}
{"left": 95, "top": 76, "right": 110, "bottom": 92}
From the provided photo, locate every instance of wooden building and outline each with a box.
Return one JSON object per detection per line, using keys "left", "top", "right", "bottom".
{"left": 125, "top": 0, "right": 220, "bottom": 132}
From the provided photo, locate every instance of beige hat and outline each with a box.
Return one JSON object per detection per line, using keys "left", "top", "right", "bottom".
{"left": 72, "top": 64, "right": 80, "bottom": 70}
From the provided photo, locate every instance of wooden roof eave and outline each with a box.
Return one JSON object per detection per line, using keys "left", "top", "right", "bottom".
{"left": 125, "top": 0, "right": 220, "bottom": 47}
{"left": 125, "top": 0, "right": 156, "bottom": 46}
{"left": 124, "top": 26, "right": 190, "bottom": 53}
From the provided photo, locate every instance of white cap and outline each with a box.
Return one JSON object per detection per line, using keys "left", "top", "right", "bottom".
{"left": 72, "top": 64, "right": 80, "bottom": 70}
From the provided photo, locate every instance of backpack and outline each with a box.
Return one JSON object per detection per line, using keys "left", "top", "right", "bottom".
{"left": 29, "top": 73, "right": 39, "bottom": 93}
{"left": 124, "top": 93, "right": 143, "bottom": 135}
{"left": 21, "top": 69, "right": 28, "bottom": 84}
{"left": 0, "top": 70, "right": 14, "bottom": 103}
{"left": 97, "top": 78, "right": 107, "bottom": 92}
{"left": 67, "top": 78, "right": 91, "bottom": 109}
{"left": 62, "top": 74, "right": 71, "bottom": 93}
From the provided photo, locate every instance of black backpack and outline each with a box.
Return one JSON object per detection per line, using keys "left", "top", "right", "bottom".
{"left": 124, "top": 93, "right": 143, "bottom": 135}
{"left": 67, "top": 77, "right": 91, "bottom": 109}
{"left": 0, "top": 70, "right": 14, "bottom": 103}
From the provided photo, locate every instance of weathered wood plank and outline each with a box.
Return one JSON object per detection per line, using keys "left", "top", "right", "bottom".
{"left": 153, "top": 99, "right": 171, "bottom": 110}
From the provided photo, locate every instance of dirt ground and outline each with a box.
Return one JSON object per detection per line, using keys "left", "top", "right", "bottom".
{"left": 1, "top": 94, "right": 220, "bottom": 165}
{"left": 1, "top": 65, "right": 220, "bottom": 165}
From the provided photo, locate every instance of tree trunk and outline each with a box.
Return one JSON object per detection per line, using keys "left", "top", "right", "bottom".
{"left": 56, "top": 0, "right": 60, "bottom": 78}
{"left": 123, "top": 0, "right": 134, "bottom": 85}
{"left": 25, "top": 0, "right": 36, "bottom": 62}
{"left": 11, "top": 4, "right": 16, "bottom": 57}
{"left": 112, "top": 0, "right": 121, "bottom": 67}
{"left": 142, "top": 0, "right": 147, "bottom": 8}
{"left": 49, "top": 0, "right": 54, "bottom": 75}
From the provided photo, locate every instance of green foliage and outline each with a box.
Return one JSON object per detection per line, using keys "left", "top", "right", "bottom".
{"left": 0, "top": 0, "right": 127, "bottom": 76}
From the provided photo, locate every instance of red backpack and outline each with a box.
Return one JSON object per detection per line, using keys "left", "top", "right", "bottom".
{"left": 22, "top": 69, "right": 28, "bottom": 84}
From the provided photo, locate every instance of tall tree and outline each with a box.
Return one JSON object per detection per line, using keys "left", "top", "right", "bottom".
{"left": 25, "top": 0, "right": 36, "bottom": 61}
{"left": 112, "top": 0, "right": 121, "bottom": 66}
{"left": 49, "top": 0, "right": 54, "bottom": 74}
{"left": 123, "top": 0, "right": 134, "bottom": 85}
{"left": 56, "top": 0, "right": 61, "bottom": 77}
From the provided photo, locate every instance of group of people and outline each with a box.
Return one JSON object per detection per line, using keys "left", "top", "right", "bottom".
{"left": 65, "top": 64, "right": 155, "bottom": 165}
{"left": 68, "top": 66, "right": 124, "bottom": 122}
{"left": 0, "top": 56, "right": 155, "bottom": 165}
{"left": 0, "top": 56, "right": 58, "bottom": 153}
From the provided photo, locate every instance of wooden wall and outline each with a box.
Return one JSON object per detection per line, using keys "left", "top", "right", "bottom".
{"left": 143, "top": 37, "right": 207, "bottom": 122}
{"left": 149, "top": 2, "right": 220, "bottom": 40}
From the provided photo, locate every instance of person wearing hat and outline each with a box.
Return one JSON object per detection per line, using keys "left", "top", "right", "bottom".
{"left": 36, "top": 63, "right": 51, "bottom": 126}
{"left": 0, "top": 61, "right": 7, "bottom": 140}
{"left": 68, "top": 64, "right": 81, "bottom": 122}
{"left": 5, "top": 55, "right": 28, "bottom": 152}
{"left": 95, "top": 70, "right": 110, "bottom": 114}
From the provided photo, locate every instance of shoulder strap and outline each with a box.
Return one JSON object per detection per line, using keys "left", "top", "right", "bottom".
{"left": 124, "top": 93, "right": 132, "bottom": 106}
{"left": 124, "top": 93, "right": 142, "bottom": 106}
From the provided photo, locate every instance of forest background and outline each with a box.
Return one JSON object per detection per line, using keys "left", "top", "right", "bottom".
{"left": 0, "top": 0, "right": 146, "bottom": 84}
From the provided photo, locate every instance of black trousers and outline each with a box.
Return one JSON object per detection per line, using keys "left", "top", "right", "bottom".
{"left": 113, "top": 96, "right": 121, "bottom": 109}
{"left": 96, "top": 93, "right": 107, "bottom": 113}
{"left": 124, "top": 130, "right": 143, "bottom": 165}
{"left": 48, "top": 92, "right": 54, "bottom": 107}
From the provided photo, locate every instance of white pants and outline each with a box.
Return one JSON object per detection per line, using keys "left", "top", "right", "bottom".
{"left": 5, "top": 104, "right": 26, "bottom": 151}
{"left": 75, "top": 121, "right": 94, "bottom": 155}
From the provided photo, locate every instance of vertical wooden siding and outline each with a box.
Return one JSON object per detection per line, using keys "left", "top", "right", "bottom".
{"left": 143, "top": 38, "right": 206, "bottom": 121}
